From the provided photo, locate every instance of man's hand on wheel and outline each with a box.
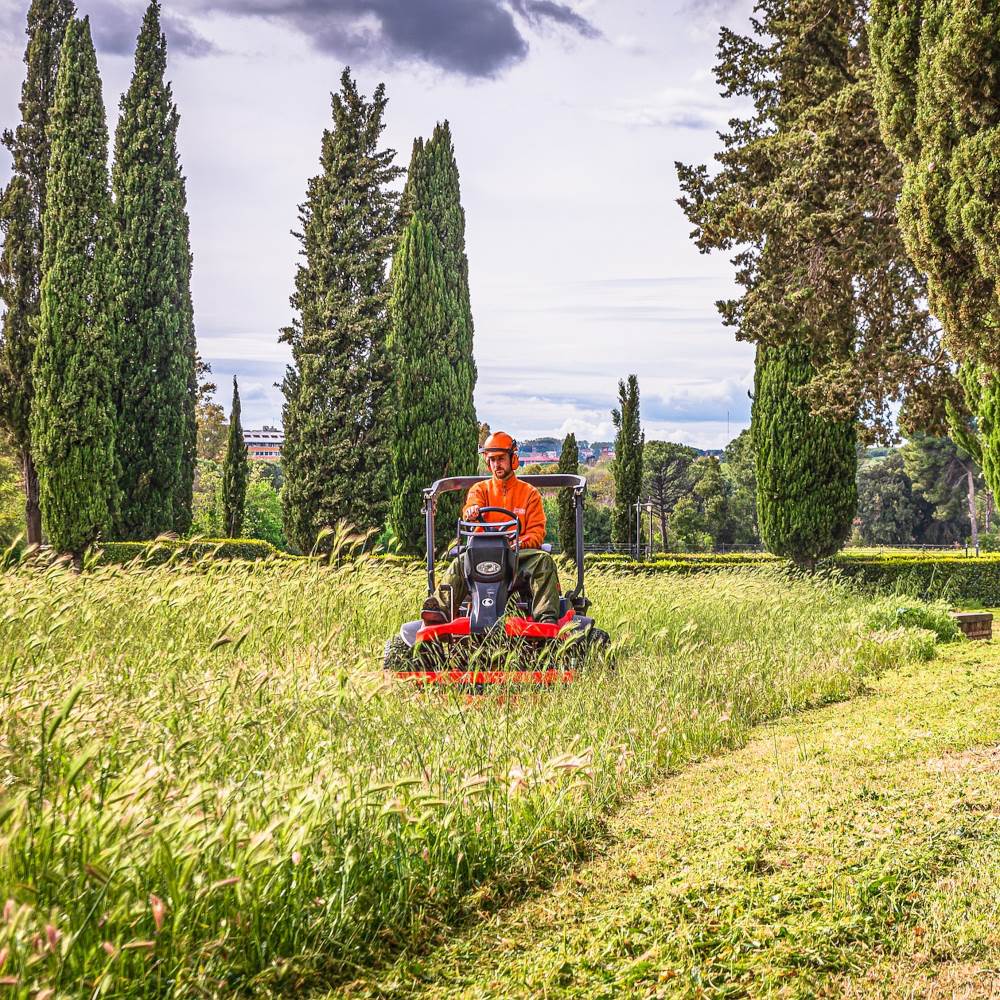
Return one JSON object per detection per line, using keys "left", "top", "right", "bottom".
{"left": 464, "top": 504, "right": 481, "bottom": 521}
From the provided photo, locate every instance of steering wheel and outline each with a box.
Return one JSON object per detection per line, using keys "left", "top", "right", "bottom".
{"left": 474, "top": 506, "right": 520, "bottom": 534}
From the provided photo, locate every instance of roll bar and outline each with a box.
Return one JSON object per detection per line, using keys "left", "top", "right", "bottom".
{"left": 421, "top": 475, "right": 588, "bottom": 603}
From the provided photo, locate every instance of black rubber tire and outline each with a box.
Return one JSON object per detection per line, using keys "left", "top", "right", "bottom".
{"left": 383, "top": 635, "right": 413, "bottom": 671}
{"left": 589, "top": 627, "right": 610, "bottom": 650}
{"left": 586, "top": 627, "right": 611, "bottom": 665}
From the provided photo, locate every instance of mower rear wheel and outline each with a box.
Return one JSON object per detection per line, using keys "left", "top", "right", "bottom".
{"left": 383, "top": 635, "right": 413, "bottom": 672}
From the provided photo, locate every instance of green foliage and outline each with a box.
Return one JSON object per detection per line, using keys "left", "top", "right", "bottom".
{"left": 96, "top": 537, "right": 281, "bottom": 565}
{"left": 583, "top": 500, "right": 612, "bottom": 545}
{"left": 387, "top": 215, "right": 464, "bottom": 554}
{"left": 191, "top": 458, "right": 223, "bottom": 537}
{"left": 112, "top": 1, "right": 197, "bottom": 539}
{"left": 193, "top": 459, "right": 287, "bottom": 550}
{"left": 669, "top": 495, "right": 714, "bottom": 553}
{"left": 243, "top": 467, "right": 285, "bottom": 550}
{"left": 395, "top": 122, "right": 477, "bottom": 539}
{"left": 0, "top": 0, "right": 75, "bottom": 545}
{"left": 0, "top": 444, "right": 23, "bottom": 543}
{"left": 869, "top": 0, "right": 1000, "bottom": 369}
{"left": 678, "top": 0, "right": 945, "bottom": 441}
{"left": 0, "top": 560, "right": 931, "bottom": 993}
{"left": 31, "top": 17, "right": 119, "bottom": 557}
{"left": 753, "top": 343, "right": 857, "bottom": 569}
{"left": 721, "top": 429, "right": 759, "bottom": 544}
{"left": 865, "top": 601, "right": 960, "bottom": 643}
{"left": 399, "top": 121, "right": 478, "bottom": 485}
{"left": 280, "top": 69, "right": 402, "bottom": 551}
{"left": 611, "top": 375, "right": 643, "bottom": 545}
{"left": 899, "top": 434, "right": 977, "bottom": 544}
{"left": 835, "top": 553, "right": 1000, "bottom": 605}
{"left": 855, "top": 452, "right": 927, "bottom": 545}
{"left": 870, "top": 1, "right": 1000, "bottom": 481}
{"left": 643, "top": 440, "right": 697, "bottom": 551}
{"left": 557, "top": 432, "right": 578, "bottom": 558}
{"left": 222, "top": 378, "right": 248, "bottom": 538}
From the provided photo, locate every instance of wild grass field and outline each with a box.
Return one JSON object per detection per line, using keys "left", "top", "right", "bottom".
{"left": 0, "top": 554, "right": 948, "bottom": 996}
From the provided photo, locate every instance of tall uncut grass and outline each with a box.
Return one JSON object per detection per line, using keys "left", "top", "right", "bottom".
{"left": 0, "top": 554, "right": 941, "bottom": 995}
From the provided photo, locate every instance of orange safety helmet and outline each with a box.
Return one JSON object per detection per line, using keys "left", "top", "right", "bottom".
{"left": 480, "top": 430, "right": 519, "bottom": 470}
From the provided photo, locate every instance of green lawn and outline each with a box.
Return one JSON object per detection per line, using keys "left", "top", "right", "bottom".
{"left": 336, "top": 639, "right": 1000, "bottom": 999}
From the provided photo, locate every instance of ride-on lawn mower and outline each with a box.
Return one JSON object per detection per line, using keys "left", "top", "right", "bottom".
{"left": 384, "top": 474, "right": 609, "bottom": 686}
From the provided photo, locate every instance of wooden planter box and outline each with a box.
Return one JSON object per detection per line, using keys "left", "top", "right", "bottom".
{"left": 953, "top": 611, "right": 993, "bottom": 640}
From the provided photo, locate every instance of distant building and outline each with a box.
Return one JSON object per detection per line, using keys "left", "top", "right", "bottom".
{"left": 244, "top": 427, "right": 284, "bottom": 461}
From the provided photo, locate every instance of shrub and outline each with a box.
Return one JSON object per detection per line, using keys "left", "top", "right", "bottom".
{"left": 95, "top": 538, "right": 282, "bottom": 566}
{"left": 866, "top": 601, "right": 962, "bottom": 642}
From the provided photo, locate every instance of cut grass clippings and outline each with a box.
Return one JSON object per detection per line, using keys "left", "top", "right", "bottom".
{"left": 335, "top": 640, "right": 1000, "bottom": 999}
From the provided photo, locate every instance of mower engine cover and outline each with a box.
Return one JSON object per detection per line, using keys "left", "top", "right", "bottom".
{"left": 463, "top": 532, "right": 513, "bottom": 633}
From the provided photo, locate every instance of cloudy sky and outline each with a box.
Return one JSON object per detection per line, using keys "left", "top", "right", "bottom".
{"left": 0, "top": 0, "right": 756, "bottom": 448}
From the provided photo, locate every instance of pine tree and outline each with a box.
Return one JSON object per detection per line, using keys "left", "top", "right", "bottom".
{"left": 387, "top": 215, "right": 464, "bottom": 553}
{"left": 0, "top": 0, "right": 75, "bottom": 545}
{"left": 31, "top": 16, "right": 118, "bottom": 558}
{"left": 222, "top": 377, "right": 248, "bottom": 537}
{"left": 752, "top": 343, "right": 857, "bottom": 570}
{"left": 677, "top": 0, "right": 946, "bottom": 442}
{"left": 112, "top": 0, "right": 197, "bottom": 540}
{"left": 557, "top": 432, "right": 578, "bottom": 558}
{"left": 280, "top": 68, "right": 402, "bottom": 552}
{"left": 611, "top": 375, "right": 644, "bottom": 547}
{"left": 397, "top": 122, "right": 479, "bottom": 532}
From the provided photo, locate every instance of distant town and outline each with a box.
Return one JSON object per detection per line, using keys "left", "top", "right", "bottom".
{"left": 241, "top": 429, "right": 723, "bottom": 466}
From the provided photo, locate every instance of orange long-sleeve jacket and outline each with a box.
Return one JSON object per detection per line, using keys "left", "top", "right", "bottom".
{"left": 463, "top": 475, "right": 546, "bottom": 549}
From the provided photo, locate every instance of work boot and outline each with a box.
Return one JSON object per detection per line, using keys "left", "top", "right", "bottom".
{"left": 421, "top": 597, "right": 450, "bottom": 626}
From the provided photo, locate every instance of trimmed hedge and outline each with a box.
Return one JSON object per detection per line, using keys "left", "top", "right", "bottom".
{"left": 95, "top": 538, "right": 284, "bottom": 566}
{"left": 833, "top": 554, "right": 1000, "bottom": 605}
{"left": 584, "top": 550, "right": 1000, "bottom": 603}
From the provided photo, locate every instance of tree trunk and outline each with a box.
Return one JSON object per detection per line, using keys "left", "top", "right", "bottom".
{"left": 22, "top": 448, "right": 42, "bottom": 546}
{"left": 967, "top": 467, "right": 979, "bottom": 553}
{"left": 659, "top": 507, "right": 669, "bottom": 553}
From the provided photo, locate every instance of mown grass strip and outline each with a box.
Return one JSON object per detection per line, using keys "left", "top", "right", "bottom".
{"left": 336, "top": 642, "right": 1000, "bottom": 999}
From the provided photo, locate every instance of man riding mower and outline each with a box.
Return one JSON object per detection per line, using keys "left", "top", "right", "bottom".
{"left": 421, "top": 432, "right": 561, "bottom": 626}
{"left": 384, "top": 432, "right": 610, "bottom": 683}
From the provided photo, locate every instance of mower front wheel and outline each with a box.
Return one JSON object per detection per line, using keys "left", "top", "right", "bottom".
{"left": 586, "top": 627, "right": 611, "bottom": 663}
{"left": 383, "top": 635, "right": 413, "bottom": 672}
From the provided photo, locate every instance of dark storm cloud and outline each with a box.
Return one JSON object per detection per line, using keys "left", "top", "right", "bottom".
{"left": 83, "top": 0, "right": 216, "bottom": 56}
{"left": 191, "top": 0, "right": 599, "bottom": 77}
{"left": 509, "top": 0, "right": 600, "bottom": 38}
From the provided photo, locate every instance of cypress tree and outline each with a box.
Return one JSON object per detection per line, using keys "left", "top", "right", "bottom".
{"left": 280, "top": 68, "right": 402, "bottom": 552}
{"left": 387, "top": 215, "right": 463, "bottom": 554}
{"left": 611, "top": 375, "right": 644, "bottom": 547}
{"left": 752, "top": 343, "right": 857, "bottom": 570}
{"left": 397, "top": 122, "right": 479, "bottom": 533}
{"left": 557, "top": 432, "right": 578, "bottom": 558}
{"left": 869, "top": 0, "right": 1000, "bottom": 367}
{"left": 869, "top": 2, "right": 1000, "bottom": 491}
{"left": 31, "top": 16, "right": 118, "bottom": 558}
{"left": 0, "top": 0, "right": 75, "bottom": 545}
{"left": 112, "top": 0, "right": 197, "bottom": 540}
{"left": 222, "top": 377, "right": 248, "bottom": 537}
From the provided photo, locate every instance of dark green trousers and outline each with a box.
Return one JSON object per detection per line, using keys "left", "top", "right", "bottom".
{"left": 435, "top": 549, "right": 561, "bottom": 621}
